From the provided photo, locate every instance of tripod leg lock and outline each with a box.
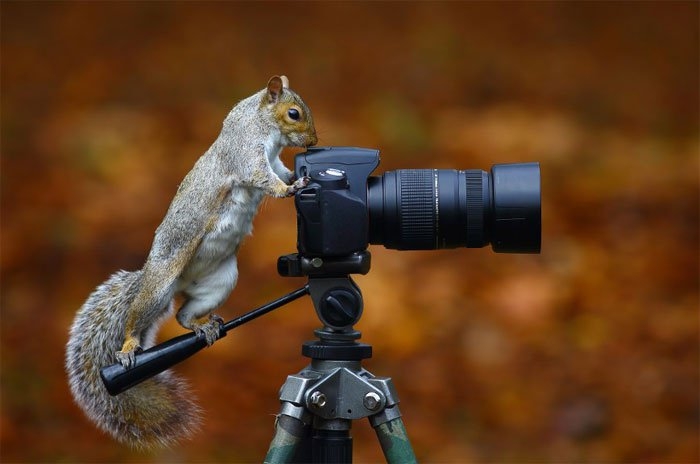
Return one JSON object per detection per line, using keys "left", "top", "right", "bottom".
{"left": 279, "top": 401, "right": 312, "bottom": 425}
{"left": 364, "top": 376, "right": 401, "bottom": 425}
{"left": 278, "top": 374, "right": 318, "bottom": 423}
{"left": 368, "top": 403, "right": 403, "bottom": 428}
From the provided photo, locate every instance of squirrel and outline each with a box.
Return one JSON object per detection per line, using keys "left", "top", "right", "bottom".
{"left": 65, "top": 75, "right": 317, "bottom": 449}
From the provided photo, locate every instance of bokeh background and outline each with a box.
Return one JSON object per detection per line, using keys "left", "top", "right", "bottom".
{"left": 1, "top": 2, "right": 698, "bottom": 463}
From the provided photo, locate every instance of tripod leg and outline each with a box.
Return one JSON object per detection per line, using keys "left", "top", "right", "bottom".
{"left": 371, "top": 412, "right": 417, "bottom": 464}
{"left": 264, "top": 415, "right": 308, "bottom": 464}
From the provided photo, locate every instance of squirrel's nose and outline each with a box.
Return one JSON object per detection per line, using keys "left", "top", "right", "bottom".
{"left": 307, "top": 133, "right": 318, "bottom": 147}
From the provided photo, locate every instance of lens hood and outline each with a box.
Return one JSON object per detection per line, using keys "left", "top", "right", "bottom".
{"left": 490, "top": 162, "right": 541, "bottom": 253}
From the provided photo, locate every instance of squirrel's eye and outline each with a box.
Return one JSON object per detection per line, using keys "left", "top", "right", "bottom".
{"left": 287, "top": 108, "right": 300, "bottom": 121}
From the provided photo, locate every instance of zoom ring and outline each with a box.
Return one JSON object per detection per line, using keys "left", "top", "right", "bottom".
{"left": 465, "top": 170, "right": 485, "bottom": 247}
{"left": 398, "top": 170, "right": 436, "bottom": 249}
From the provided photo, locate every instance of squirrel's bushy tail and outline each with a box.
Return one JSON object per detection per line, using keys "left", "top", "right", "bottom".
{"left": 65, "top": 270, "right": 201, "bottom": 449}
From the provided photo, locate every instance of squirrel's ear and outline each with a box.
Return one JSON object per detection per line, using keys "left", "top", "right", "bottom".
{"left": 267, "top": 76, "right": 284, "bottom": 103}
{"left": 280, "top": 75, "right": 290, "bottom": 89}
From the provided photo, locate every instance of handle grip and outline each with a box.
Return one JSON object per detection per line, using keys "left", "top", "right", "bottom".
{"left": 100, "top": 329, "right": 223, "bottom": 396}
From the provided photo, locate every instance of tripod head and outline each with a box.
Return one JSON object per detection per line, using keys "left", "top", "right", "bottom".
{"left": 278, "top": 251, "right": 373, "bottom": 363}
{"left": 278, "top": 251, "right": 370, "bottom": 331}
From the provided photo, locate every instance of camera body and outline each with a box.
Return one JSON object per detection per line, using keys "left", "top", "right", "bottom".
{"left": 294, "top": 147, "right": 380, "bottom": 257}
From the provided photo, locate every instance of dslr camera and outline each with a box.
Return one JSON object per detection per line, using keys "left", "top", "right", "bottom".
{"left": 279, "top": 147, "right": 540, "bottom": 278}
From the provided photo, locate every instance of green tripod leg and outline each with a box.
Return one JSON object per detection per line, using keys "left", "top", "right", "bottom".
{"left": 370, "top": 405, "right": 418, "bottom": 464}
{"left": 264, "top": 414, "right": 308, "bottom": 464}
{"left": 373, "top": 415, "right": 418, "bottom": 464}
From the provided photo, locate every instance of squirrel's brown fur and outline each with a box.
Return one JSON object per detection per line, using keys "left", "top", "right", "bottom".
{"left": 65, "top": 76, "right": 317, "bottom": 449}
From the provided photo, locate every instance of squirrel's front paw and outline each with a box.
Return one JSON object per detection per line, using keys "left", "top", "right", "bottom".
{"left": 286, "top": 176, "right": 311, "bottom": 196}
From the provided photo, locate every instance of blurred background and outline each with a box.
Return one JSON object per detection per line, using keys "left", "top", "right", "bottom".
{"left": 1, "top": 2, "right": 698, "bottom": 463}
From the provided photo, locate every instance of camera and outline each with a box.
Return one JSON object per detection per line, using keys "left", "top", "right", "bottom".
{"left": 279, "top": 147, "right": 540, "bottom": 276}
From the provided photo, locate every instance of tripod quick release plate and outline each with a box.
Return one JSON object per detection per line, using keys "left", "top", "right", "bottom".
{"left": 277, "top": 251, "right": 371, "bottom": 278}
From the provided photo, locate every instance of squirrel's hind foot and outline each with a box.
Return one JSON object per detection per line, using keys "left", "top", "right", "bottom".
{"left": 191, "top": 314, "right": 225, "bottom": 346}
{"left": 116, "top": 339, "right": 143, "bottom": 369}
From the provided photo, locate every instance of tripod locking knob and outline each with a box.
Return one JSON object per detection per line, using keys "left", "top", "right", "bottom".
{"left": 309, "top": 277, "right": 364, "bottom": 331}
{"left": 320, "top": 288, "right": 360, "bottom": 328}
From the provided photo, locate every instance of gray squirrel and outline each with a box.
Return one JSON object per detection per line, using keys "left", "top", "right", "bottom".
{"left": 65, "top": 75, "right": 317, "bottom": 449}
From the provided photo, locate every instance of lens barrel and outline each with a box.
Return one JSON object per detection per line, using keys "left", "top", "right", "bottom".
{"left": 367, "top": 163, "right": 540, "bottom": 253}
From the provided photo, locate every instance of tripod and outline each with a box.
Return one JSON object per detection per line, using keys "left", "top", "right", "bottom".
{"left": 264, "top": 269, "right": 416, "bottom": 463}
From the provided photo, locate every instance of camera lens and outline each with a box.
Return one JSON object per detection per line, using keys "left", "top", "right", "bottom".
{"left": 366, "top": 163, "right": 540, "bottom": 252}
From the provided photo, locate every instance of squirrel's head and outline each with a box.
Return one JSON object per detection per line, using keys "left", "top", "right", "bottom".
{"left": 264, "top": 75, "right": 318, "bottom": 148}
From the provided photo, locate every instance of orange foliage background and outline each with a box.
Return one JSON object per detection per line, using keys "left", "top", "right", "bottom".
{"left": 1, "top": 2, "right": 698, "bottom": 463}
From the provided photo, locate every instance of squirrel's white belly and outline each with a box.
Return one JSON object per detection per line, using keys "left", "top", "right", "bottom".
{"left": 179, "top": 186, "right": 264, "bottom": 288}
